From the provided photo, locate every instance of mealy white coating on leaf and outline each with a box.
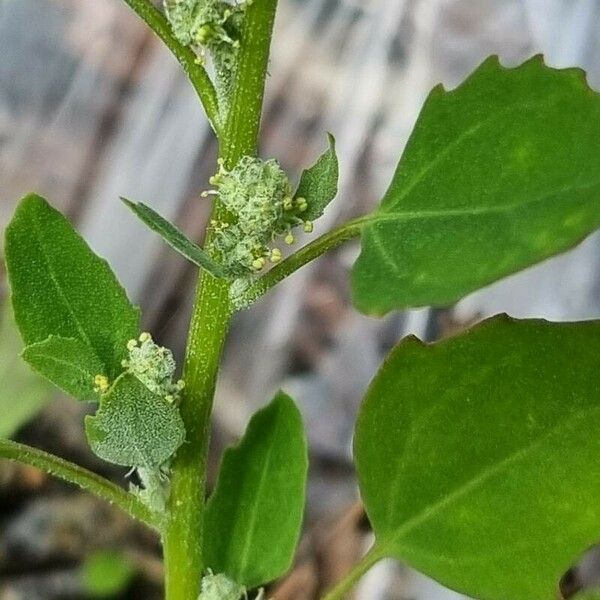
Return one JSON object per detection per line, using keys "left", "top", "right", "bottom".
{"left": 197, "top": 572, "right": 246, "bottom": 600}
{"left": 133, "top": 465, "right": 171, "bottom": 513}
{"left": 122, "top": 332, "right": 185, "bottom": 403}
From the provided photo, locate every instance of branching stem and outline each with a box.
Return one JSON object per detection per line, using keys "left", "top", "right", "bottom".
{"left": 0, "top": 439, "right": 160, "bottom": 529}
{"left": 121, "top": 0, "right": 222, "bottom": 133}
{"left": 238, "top": 216, "right": 367, "bottom": 307}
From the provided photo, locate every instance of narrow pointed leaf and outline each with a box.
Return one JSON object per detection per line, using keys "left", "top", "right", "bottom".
{"left": 121, "top": 199, "right": 226, "bottom": 278}
{"left": 5, "top": 195, "right": 140, "bottom": 379}
{"left": 85, "top": 373, "right": 185, "bottom": 468}
{"left": 295, "top": 133, "right": 339, "bottom": 221}
{"left": 204, "top": 392, "right": 308, "bottom": 588}
{"left": 352, "top": 56, "right": 600, "bottom": 314}
{"left": 355, "top": 316, "right": 600, "bottom": 600}
{"left": 22, "top": 336, "right": 104, "bottom": 401}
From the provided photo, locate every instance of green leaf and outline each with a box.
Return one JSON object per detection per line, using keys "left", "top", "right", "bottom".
{"left": 81, "top": 550, "right": 135, "bottom": 598}
{"left": 0, "top": 302, "right": 53, "bottom": 438}
{"left": 204, "top": 391, "right": 308, "bottom": 588}
{"left": 22, "top": 336, "right": 104, "bottom": 401}
{"left": 4, "top": 194, "right": 140, "bottom": 379}
{"left": 355, "top": 315, "right": 600, "bottom": 600}
{"left": 121, "top": 198, "right": 226, "bottom": 278}
{"left": 351, "top": 56, "right": 600, "bottom": 315}
{"left": 85, "top": 373, "right": 185, "bottom": 468}
{"left": 295, "top": 133, "right": 339, "bottom": 221}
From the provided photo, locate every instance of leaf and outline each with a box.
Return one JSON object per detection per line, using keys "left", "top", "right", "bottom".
{"left": 0, "top": 301, "right": 53, "bottom": 438}
{"left": 81, "top": 550, "right": 135, "bottom": 598}
{"left": 22, "top": 336, "right": 104, "bottom": 401}
{"left": 204, "top": 392, "right": 308, "bottom": 588}
{"left": 295, "top": 133, "right": 339, "bottom": 221}
{"left": 354, "top": 315, "right": 600, "bottom": 600}
{"left": 85, "top": 373, "right": 185, "bottom": 468}
{"left": 4, "top": 195, "right": 140, "bottom": 379}
{"left": 351, "top": 56, "right": 600, "bottom": 315}
{"left": 121, "top": 198, "right": 226, "bottom": 278}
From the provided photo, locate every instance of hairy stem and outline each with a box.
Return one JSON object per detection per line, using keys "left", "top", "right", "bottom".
{"left": 121, "top": 0, "right": 221, "bottom": 133}
{"left": 237, "top": 217, "right": 366, "bottom": 308}
{"left": 0, "top": 439, "right": 159, "bottom": 529}
{"left": 321, "top": 545, "right": 385, "bottom": 600}
{"left": 162, "top": 1, "right": 279, "bottom": 598}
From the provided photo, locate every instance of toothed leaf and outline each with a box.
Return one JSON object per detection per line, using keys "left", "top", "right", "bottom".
{"left": 5, "top": 195, "right": 139, "bottom": 379}
{"left": 85, "top": 373, "right": 185, "bottom": 468}
{"left": 355, "top": 316, "right": 600, "bottom": 600}
{"left": 352, "top": 56, "right": 600, "bottom": 314}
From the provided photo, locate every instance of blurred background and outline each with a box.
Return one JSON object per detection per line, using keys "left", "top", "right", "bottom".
{"left": 2, "top": 0, "right": 600, "bottom": 598}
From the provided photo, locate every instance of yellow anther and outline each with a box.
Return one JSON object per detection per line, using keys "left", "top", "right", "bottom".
{"left": 296, "top": 197, "right": 308, "bottom": 212}
{"left": 270, "top": 248, "right": 282, "bottom": 263}
{"left": 252, "top": 257, "right": 266, "bottom": 270}
{"left": 303, "top": 221, "right": 314, "bottom": 233}
{"left": 93, "top": 374, "right": 110, "bottom": 394}
{"left": 285, "top": 233, "right": 295, "bottom": 245}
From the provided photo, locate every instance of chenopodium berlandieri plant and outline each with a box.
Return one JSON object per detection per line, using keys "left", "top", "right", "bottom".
{"left": 205, "top": 157, "right": 312, "bottom": 277}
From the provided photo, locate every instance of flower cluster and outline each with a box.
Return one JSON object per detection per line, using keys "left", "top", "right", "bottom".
{"left": 122, "top": 333, "right": 185, "bottom": 403}
{"left": 205, "top": 156, "right": 312, "bottom": 277}
{"left": 163, "top": 0, "right": 252, "bottom": 109}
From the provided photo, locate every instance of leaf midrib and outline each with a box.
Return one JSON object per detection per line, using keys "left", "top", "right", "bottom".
{"left": 375, "top": 403, "right": 600, "bottom": 555}
{"left": 382, "top": 96, "right": 563, "bottom": 213}
{"left": 30, "top": 211, "right": 94, "bottom": 349}
{"left": 236, "top": 406, "right": 282, "bottom": 575}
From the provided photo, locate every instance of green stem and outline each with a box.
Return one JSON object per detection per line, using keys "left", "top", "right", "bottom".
{"left": 236, "top": 217, "right": 366, "bottom": 308}
{"left": 121, "top": 0, "right": 221, "bottom": 133}
{"left": 0, "top": 439, "right": 159, "bottom": 529}
{"left": 320, "top": 545, "right": 385, "bottom": 600}
{"left": 162, "top": 2, "right": 279, "bottom": 599}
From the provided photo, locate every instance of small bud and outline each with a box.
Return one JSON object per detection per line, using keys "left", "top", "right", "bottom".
{"left": 139, "top": 332, "right": 152, "bottom": 343}
{"left": 285, "top": 233, "right": 295, "bottom": 245}
{"left": 252, "top": 257, "right": 266, "bottom": 270}
{"left": 303, "top": 221, "right": 314, "bottom": 233}
{"left": 296, "top": 197, "right": 308, "bottom": 212}
{"left": 270, "top": 248, "right": 282, "bottom": 263}
{"left": 127, "top": 339, "right": 138, "bottom": 351}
